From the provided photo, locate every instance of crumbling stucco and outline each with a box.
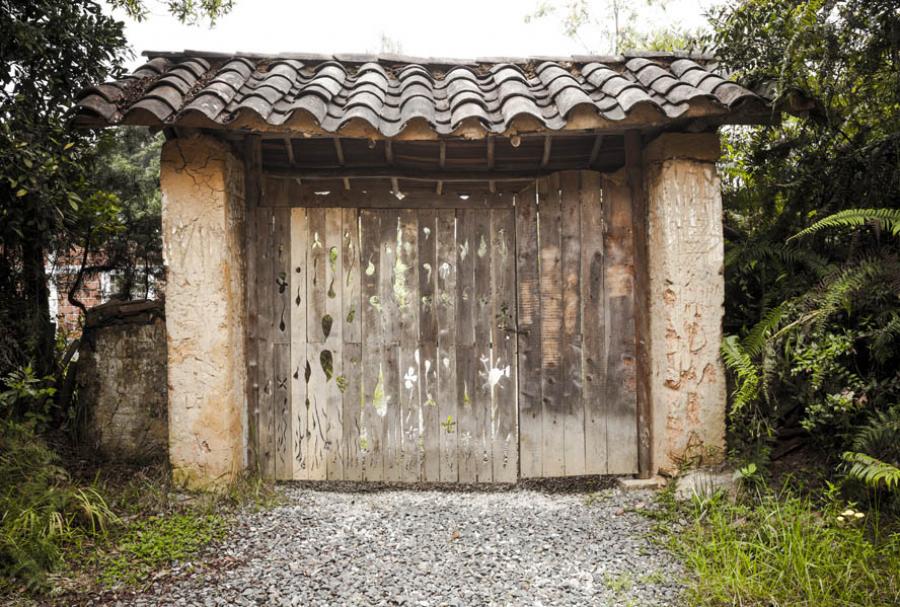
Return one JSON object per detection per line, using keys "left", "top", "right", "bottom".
{"left": 644, "top": 138, "right": 727, "bottom": 476}
{"left": 160, "top": 135, "right": 246, "bottom": 489}
{"left": 78, "top": 309, "right": 167, "bottom": 462}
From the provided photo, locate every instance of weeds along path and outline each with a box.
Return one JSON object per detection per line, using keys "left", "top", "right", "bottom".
{"left": 93, "top": 486, "right": 682, "bottom": 606}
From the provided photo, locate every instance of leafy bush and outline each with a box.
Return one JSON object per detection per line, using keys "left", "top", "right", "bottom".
{"left": 0, "top": 421, "right": 115, "bottom": 591}
{"left": 661, "top": 488, "right": 900, "bottom": 607}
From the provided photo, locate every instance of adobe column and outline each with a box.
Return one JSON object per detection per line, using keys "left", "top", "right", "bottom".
{"left": 160, "top": 134, "right": 247, "bottom": 489}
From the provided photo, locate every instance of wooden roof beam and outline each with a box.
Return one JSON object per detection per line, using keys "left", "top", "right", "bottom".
{"left": 264, "top": 166, "right": 543, "bottom": 183}
{"left": 588, "top": 134, "right": 604, "bottom": 169}
{"left": 487, "top": 136, "right": 496, "bottom": 193}
{"left": 333, "top": 137, "right": 350, "bottom": 190}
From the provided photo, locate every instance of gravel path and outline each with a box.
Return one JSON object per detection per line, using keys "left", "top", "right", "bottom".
{"left": 104, "top": 486, "right": 683, "bottom": 607}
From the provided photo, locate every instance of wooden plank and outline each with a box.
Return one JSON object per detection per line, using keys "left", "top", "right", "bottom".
{"left": 435, "top": 210, "right": 459, "bottom": 482}
{"left": 272, "top": 206, "right": 292, "bottom": 480}
{"left": 626, "top": 130, "right": 653, "bottom": 478}
{"left": 290, "top": 208, "right": 309, "bottom": 479}
{"left": 264, "top": 166, "right": 551, "bottom": 183}
{"left": 560, "top": 172, "right": 585, "bottom": 476}
{"left": 490, "top": 208, "right": 518, "bottom": 483}
{"left": 396, "top": 209, "right": 421, "bottom": 482}
{"left": 418, "top": 209, "right": 441, "bottom": 482}
{"left": 580, "top": 172, "right": 608, "bottom": 475}
{"left": 472, "top": 209, "right": 494, "bottom": 482}
{"left": 360, "top": 210, "right": 385, "bottom": 481}
{"left": 538, "top": 174, "right": 565, "bottom": 477}
{"left": 256, "top": 206, "right": 276, "bottom": 480}
{"left": 380, "top": 209, "right": 403, "bottom": 482}
{"left": 341, "top": 208, "right": 364, "bottom": 481}
{"left": 515, "top": 184, "right": 543, "bottom": 479}
{"left": 243, "top": 135, "right": 261, "bottom": 474}
{"left": 602, "top": 174, "right": 639, "bottom": 475}
{"left": 455, "top": 209, "right": 478, "bottom": 483}
{"left": 305, "top": 207, "right": 328, "bottom": 479}
{"left": 324, "top": 207, "right": 344, "bottom": 480}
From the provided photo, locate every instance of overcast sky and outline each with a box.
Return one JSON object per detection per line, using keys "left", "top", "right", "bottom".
{"left": 115, "top": 0, "right": 721, "bottom": 69}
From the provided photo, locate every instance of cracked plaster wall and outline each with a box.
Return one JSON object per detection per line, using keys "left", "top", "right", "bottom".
{"left": 161, "top": 135, "right": 246, "bottom": 489}
{"left": 644, "top": 135, "right": 727, "bottom": 475}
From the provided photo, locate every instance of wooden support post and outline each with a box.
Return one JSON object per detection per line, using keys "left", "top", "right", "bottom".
{"left": 625, "top": 129, "right": 653, "bottom": 479}
{"left": 244, "top": 135, "right": 261, "bottom": 474}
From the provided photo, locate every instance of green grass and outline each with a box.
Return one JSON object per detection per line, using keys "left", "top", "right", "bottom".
{"left": 655, "top": 488, "right": 900, "bottom": 607}
{"left": 99, "top": 513, "right": 228, "bottom": 587}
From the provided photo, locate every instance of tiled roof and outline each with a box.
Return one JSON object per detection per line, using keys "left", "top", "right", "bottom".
{"left": 73, "top": 51, "right": 768, "bottom": 137}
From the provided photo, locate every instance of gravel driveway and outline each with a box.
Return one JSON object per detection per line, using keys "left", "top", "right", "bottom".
{"left": 103, "top": 486, "right": 682, "bottom": 607}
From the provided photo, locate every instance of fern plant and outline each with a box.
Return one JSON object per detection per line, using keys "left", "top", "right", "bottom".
{"left": 843, "top": 452, "right": 900, "bottom": 492}
{"left": 791, "top": 208, "right": 900, "bottom": 240}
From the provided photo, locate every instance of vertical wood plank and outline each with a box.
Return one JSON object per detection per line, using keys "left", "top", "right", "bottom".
{"left": 580, "top": 172, "right": 609, "bottom": 475}
{"left": 490, "top": 208, "right": 518, "bottom": 483}
{"left": 472, "top": 208, "right": 494, "bottom": 482}
{"left": 560, "top": 172, "right": 585, "bottom": 476}
{"left": 256, "top": 206, "right": 276, "bottom": 480}
{"left": 272, "top": 207, "right": 292, "bottom": 480}
{"left": 341, "top": 208, "right": 364, "bottom": 481}
{"left": 380, "top": 210, "right": 403, "bottom": 482}
{"left": 602, "top": 175, "right": 639, "bottom": 474}
{"left": 625, "top": 130, "right": 653, "bottom": 478}
{"left": 360, "top": 210, "right": 384, "bottom": 481}
{"left": 244, "top": 201, "right": 259, "bottom": 475}
{"left": 396, "top": 209, "right": 421, "bottom": 482}
{"left": 417, "top": 210, "right": 441, "bottom": 482}
{"left": 456, "top": 209, "right": 478, "bottom": 483}
{"left": 243, "top": 136, "right": 260, "bottom": 475}
{"left": 290, "top": 208, "right": 309, "bottom": 479}
{"left": 538, "top": 174, "right": 565, "bottom": 477}
{"left": 305, "top": 207, "right": 328, "bottom": 479}
{"left": 324, "top": 208, "right": 344, "bottom": 479}
{"left": 516, "top": 185, "right": 543, "bottom": 479}
{"left": 436, "top": 210, "right": 459, "bottom": 482}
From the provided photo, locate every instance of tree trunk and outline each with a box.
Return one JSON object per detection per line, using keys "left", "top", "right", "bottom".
{"left": 21, "top": 232, "right": 55, "bottom": 376}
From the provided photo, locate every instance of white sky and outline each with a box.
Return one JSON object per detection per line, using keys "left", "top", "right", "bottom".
{"left": 116, "top": 0, "right": 721, "bottom": 69}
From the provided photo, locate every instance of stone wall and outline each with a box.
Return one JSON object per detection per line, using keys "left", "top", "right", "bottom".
{"left": 78, "top": 300, "right": 167, "bottom": 462}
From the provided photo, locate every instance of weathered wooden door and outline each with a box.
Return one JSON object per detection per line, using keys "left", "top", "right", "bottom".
{"left": 516, "top": 172, "right": 639, "bottom": 478}
{"left": 253, "top": 192, "right": 519, "bottom": 483}
{"left": 252, "top": 172, "right": 639, "bottom": 482}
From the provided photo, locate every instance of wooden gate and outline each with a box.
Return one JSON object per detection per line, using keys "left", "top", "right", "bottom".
{"left": 251, "top": 172, "right": 638, "bottom": 482}
{"left": 251, "top": 188, "right": 519, "bottom": 482}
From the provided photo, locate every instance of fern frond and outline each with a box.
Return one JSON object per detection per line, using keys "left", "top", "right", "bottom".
{"left": 742, "top": 303, "right": 789, "bottom": 357}
{"left": 850, "top": 405, "right": 900, "bottom": 460}
{"left": 721, "top": 335, "right": 762, "bottom": 414}
{"left": 843, "top": 451, "right": 900, "bottom": 492}
{"left": 790, "top": 208, "right": 900, "bottom": 241}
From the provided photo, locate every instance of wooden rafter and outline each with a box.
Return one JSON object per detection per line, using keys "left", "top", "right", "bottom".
{"left": 333, "top": 137, "right": 350, "bottom": 190}
{"left": 264, "top": 166, "right": 543, "bottom": 183}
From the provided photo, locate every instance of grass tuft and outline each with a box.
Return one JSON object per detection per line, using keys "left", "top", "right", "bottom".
{"left": 655, "top": 487, "right": 900, "bottom": 607}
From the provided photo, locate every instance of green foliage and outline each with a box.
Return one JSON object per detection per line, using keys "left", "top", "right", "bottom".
{"left": 0, "top": 421, "right": 115, "bottom": 591}
{"left": 792, "top": 208, "right": 900, "bottom": 240}
{"left": 0, "top": 367, "right": 57, "bottom": 429}
{"left": 713, "top": 0, "right": 900, "bottom": 471}
{"left": 99, "top": 513, "right": 227, "bottom": 587}
{"left": 844, "top": 452, "right": 900, "bottom": 492}
{"left": 659, "top": 488, "right": 900, "bottom": 606}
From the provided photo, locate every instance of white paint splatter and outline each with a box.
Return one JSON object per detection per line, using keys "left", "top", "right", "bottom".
{"left": 480, "top": 355, "right": 511, "bottom": 389}
{"left": 423, "top": 226, "right": 432, "bottom": 239}
{"left": 439, "top": 262, "right": 452, "bottom": 280}
{"left": 423, "top": 262, "right": 433, "bottom": 282}
{"left": 403, "top": 366, "right": 418, "bottom": 390}
{"left": 477, "top": 234, "right": 488, "bottom": 258}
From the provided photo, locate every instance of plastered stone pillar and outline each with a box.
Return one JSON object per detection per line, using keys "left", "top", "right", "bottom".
{"left": 160, "top": 134, "right": 246, "bottom": 489}
{"left": 643, "top": 133, "right": 727, "bottom": 476}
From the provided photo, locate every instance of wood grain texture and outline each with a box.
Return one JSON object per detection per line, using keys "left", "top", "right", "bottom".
{"left": 560, "top": 172, "right": 585, "bottom": 476}
{"left": 417, "top": 210, "right": 441, "bottom": 482}
{"left": 490, "top": 208, "right": 518, "bottom": 483}
{"left": 243, "top": 136, "right": 261, "bottom": 474}
{"left": 341, "top": 208, "right": 364, "bottom": 480}
{"left": 472, "top": 211, "right": 494, "bottom": 482}
{"left": 396, "top": 209, "right": 421, "bottom": 482}
{"left": 455, "top": 209, "right": 478, "bottom": 483}
{"left": 324, "top": 208, "right": 344, "bottom": 479}
{"left": 305, "top": 207, "right": 328, "bottom": 479}
{"left": 515, "top": 185, "right": 543, "bottom": 479}
{"left": 360, "top": 210, "right": 385, "bottom": 481}
{"left": 272, "top": 207, "right": 292, "bottom": 480}
{"left": 435, "top": 210, "right": 459, "bottom": 482}
{"left": 538, "top": 174, "right": 565, "bottom": 477}
{"left": 580, "top": 172, "right": 608, "bottom": 475}
{"left": 289, "top": 208, "right": 309, "bottom": 479}
{"left": 256, "top": 206, "right": 276, "bottom": 480}
{"left": 379, "top": 210, "right": 403, "bottom": 482}
{"left": 601, "top": 174, "right": 639, "bottom": 475}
